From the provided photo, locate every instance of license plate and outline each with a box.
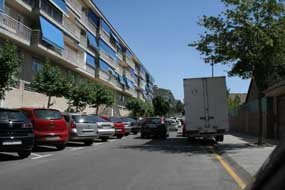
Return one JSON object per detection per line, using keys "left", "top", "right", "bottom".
{"left": 46, "top": 136, "right": 60, "bottom": 141}
{"left": 103, "top": 126, "right": 111, "bottom": 129}
{"left": 2, "top": 140, "right": 22, "bottom": 145}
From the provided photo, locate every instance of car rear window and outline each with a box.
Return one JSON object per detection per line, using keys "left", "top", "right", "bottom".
{"left": 145, "top": 118, "right": 162, "bottom": 124}
{"left": 89, "top": 115, "right": 108, "bottom": 123}
{"left": 0, "top": 110, "right": 27, "bottom": 122}
{"left": 34, "top": 109, "right": 62, "bottom": 120}
{"left": 109, "top": 117, "right": 122, "bottom": 123}
{"left": 72, "top": 115, "right": 95, "bottom": 123}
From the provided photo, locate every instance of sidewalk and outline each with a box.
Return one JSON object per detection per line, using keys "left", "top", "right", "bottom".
{"left": 219, "top": 133, "right": 276, "bottom": 178}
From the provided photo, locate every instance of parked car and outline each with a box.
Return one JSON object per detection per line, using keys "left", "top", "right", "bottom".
{"left": 0, "top": 108, "right": 34, "bottom": 159}
{"left": 140, "top": 117, "right": 169, "bottom": 139}
{"left": 101, "top": 116, "right": 125, "bottom": 139}
{"left": 109, "top": 117, "right": 132, "bottom": 136}
{"left": 62, "top": 113, "right": 98, "bottom": 146}
{"left": 165, "top": 118, "right": 179, "bottom": 131}
{"left": 89, "top": 115, "right": 115, "bottom": 142}
{"left": 19, "top": 108, "right": 68, "bottom": 150}
{"left": 121, "top": 117, "right": 140, "bottom": 135}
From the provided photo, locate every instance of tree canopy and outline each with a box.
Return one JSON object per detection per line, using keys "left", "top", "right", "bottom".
{"left": 152, "top": 96, "right": 170, "bottom": 116}
{"left": 31, "top": 62, "right": 70, "bottom": 108}
{"left": 126, "top": 98, "right": 153, "bottom": 117}
{"left": 0, "top": 42, "right": 22, "bottom": 100}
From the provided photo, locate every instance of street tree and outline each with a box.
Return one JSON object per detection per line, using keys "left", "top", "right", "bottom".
{"left": 175, "top": 100, "right": 184, "bottom": 115}
{"left": 152, "top": 96, "right": 170, "bottom": 116}
{"left": 190, "top": 0, "right": 285, "bottom": 144}
{"left": 66, "top": 82, "right": 91, "bottom": 112}
{"left": 0, "top": 42, "right": 22, "bottom": 100}
{"left": 31, "top": 61, "right": 70, "bottom": 108}
{"left": 126, "top": 99, "right": 154, "bottom": 117}
{"left": 89, "top": 83, "right": 115, "bottom": 115}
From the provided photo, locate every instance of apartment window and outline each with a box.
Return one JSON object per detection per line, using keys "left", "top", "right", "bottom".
{"left": 99, "top": 39, "right": 117, "bottom": 62}
{"left": 126, "top": 49, "right": 132, "bottom": 59}
{"left": 99, "top": 59, "right": 117, "bottom": 76}
{"left": 125, "top": 78, "right": 135, "bottom": 89}
{"left": 86, "top": 53, "right": 96, "bottom": 68}
{"left": 32, "top": 58, "right": 43, "bottom": 73}
{"left": 41, "top": 0, "right": 63, "bottom": 24}
{"left": 87, "top": 32, "right": 98, "bottom": 50}
{"left": 0, "top": 0, "right": 4, "bottom": 11}
{"left": 101, "top": 19, "right": 111, "bottom": 35}
{"left": 88, "top": 10, "right": 99, "bottom": 27}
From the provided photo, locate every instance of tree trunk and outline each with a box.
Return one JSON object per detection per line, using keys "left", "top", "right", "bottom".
{"left": 257, "top": 93, "right": 264, "bottom": 145}
{"left": 47, "top": 96, "right": 51, "bottom": 108}
{"left": 96, "top": 106, "right": 99, "bottom": 115}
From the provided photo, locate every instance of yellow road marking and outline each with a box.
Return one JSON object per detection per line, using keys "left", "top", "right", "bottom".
{"left": 208, "top": 146, "right": 246, "bottom": 190}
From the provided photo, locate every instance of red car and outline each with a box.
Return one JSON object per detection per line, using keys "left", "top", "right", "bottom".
{"left": 101, "top": 116, "right": 125, "bottom": 139}
{"left": 19, "top": 108, "right": 68, "bottom": 150}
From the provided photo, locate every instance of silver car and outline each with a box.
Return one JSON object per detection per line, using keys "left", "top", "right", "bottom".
{"left": 165, "top": 118, "right": 179, "bottom": 131}
{"left": 89, "top": 115, "right": 115, "bottom": 142}
{"left": 63, "top": 113, "right": 98, "bottom": 146}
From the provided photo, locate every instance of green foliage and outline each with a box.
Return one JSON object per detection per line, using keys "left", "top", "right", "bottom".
{"left": 228, "top": 95, "right": 241, "bottom": 111}
{"left": 126, "top": 99, "right": 153, "bottom": 117}
{"left": 66, "top": 82, "right": 92, "bottom": 112}
{"left": 0, "top": 42, "right": 22, "bottom": 100}
{"left": 152, "top": 96, "right": 170, "bottom": 116}
{"left": 175, "top": 100, "right": 184, "bottom": 114}
{"left": 190, "top": 0, "right": 285, "bottom": 91}
{"left": 31, "top": 61, "right": 70, "bottom": 108}
{"left": 88, "top": 83, "right": 115, "bottom": 114}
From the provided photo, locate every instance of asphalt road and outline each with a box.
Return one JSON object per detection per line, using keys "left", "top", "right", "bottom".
{"left": 0, "top": 132, "right": 242, "bottom": 190}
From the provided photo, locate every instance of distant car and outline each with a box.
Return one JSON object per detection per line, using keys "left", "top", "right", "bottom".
{"left": 109, "top": 117, "right": 132, "bottom": 136}
{"left": 62, "top": 113, "right": 98, "bottom": 146}
{"left": 165, "top": 118, "right": 179, "bottom": 131}
{"left": 101, "top": 116, "right": 125, "bottom": 139}
{"left": 20, "top": 108, "right": 68, "bottom": 150}
{"left": 0, "top": 108, "right": 34, "bottom": 159}
{"left": 121, "top": 117, "right": 140, "bottom": 135}
{"left": 140, "top": 117, "right": 169, "bottom": 139}
{"left": 89, "top": 115, "right": 115, "bottom": 142}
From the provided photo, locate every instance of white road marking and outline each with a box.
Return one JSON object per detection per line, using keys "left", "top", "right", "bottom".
{"left": 31, "top": 154, "right": 52, "bottom": 160}
{"left": 31, "top": 153, "right": 42, "bottom": 157}
{"left": 95, "top": 143, "right": 103, "bottom": 146}
{"left": 70, "top": 147, "right": 85, "bottom": 151}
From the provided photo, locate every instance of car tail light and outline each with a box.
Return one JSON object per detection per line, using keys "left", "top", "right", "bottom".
{"left": 70, "top": 121, "right": 76, "bottom": 129}
{"left": 22, "top": 123, "right": 33, "bottom": 129}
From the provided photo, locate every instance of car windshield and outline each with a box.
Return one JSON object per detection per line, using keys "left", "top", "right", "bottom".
{"left": 34, "top": 109, "right": 62, "bottom": 120}
{"left": 72, "top": 115, "right": 95, "bottom": 123}
{"left": 89, "top": 115, "right": 108, "bottom": 123}
{"left": 0, "top": 110, "right": 27, "bottom": 122}
{"left": 145, "top": 118, "right": 161, "bottom": 124}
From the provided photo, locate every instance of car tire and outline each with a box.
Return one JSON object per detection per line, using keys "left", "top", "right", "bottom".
{"left": 18, "top": 151, "right": 31, "bottom": 159}
{"left": 116, "top": 135, "right": 123, "bottom": 139}
{"left": 125, "top": 132, "right": 129, "bottom": 136}
{"left": 84, "top": 140, "right": 93, "bottom": 146}
{"left": 56, "top": 144, "right": 66, "bottom": 151}
{"left": 101, "top": 137, "right": 108, "bottom": 142}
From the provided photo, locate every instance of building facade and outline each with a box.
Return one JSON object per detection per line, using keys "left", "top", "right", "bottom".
{"left": 0, "top": 0, "right": 154, "bottom": 116}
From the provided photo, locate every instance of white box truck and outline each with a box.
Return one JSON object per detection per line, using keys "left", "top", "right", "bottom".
{"left": 183, "top": 76, "right": 229, "bottom": 142}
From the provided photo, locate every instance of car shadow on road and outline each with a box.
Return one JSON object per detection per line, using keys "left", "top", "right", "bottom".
{"left": 32, "top": 145, "right": 58, "bottom": 152}
{"left": 0, "top": 153, "right": 21, "bottom": 162}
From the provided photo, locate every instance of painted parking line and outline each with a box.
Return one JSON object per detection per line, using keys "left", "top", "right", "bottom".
{"left": 31, "top": 153, "right": 53, "bottom": 160}
{"left": 208, "top": 146, "right": 247, "bottom": 190}
{"left": 70, "top": 147, "right": 85, "bottom": 151}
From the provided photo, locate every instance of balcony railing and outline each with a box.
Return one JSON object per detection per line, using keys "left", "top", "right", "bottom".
{"left": 0, "top": 12, "right": 32, "bottom": 44}
{"left": 126, "top": 56, "right": 135, "bottom": 69}
{"left": 100, "top": 50, "right": 119, "bottom": 69}
{"left": 62, "top": 46, "right": 83, "bottom": 66}
{"left": 63, "top": 17, "right": 80, "bottom": 39}
{"left": 81, "top": 13, "right": 97, "bottom": 34}
{"left": 99, "top": 70, "right": 122, "bottom": 89}
{"left": 65, "top": 0, "right": 82, "bottom": 15}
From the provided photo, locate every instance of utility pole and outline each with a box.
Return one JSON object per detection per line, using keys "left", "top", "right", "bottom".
{"left": 211, "top": 61, "right": 214, "bottom": 77}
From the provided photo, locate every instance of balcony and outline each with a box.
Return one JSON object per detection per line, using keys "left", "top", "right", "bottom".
{"left": 98, "top": 70, "right": 122, "bottom": 90}
{"left": 126, "top": 56, "right": 135, "bottom": 70}
{"left": 62, "top": 45, "right": 84, "bottom": 67}
{"left": 126, "top": 88, "right": 137, "bottom": 98}
{"left": 63, "top": 17, "right": 81, "bottom": 40}
{"left": 100, "top": 50, "right": 119, "bottom": 70}
{"left": 80, "top": 35, "right": 87, "bottom": 48}
{"left": 65, "top": 0, "right": 82, "bottom": 15}
{"left": 0, "top": 12, "right": 32, "bottom": 45}
{"left": 81, "top": 13, "right": 97, "bottom": 35}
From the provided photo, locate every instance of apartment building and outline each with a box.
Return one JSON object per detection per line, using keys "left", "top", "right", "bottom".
{"left": 0, "top": 0, "right": 154, "bottom": 116}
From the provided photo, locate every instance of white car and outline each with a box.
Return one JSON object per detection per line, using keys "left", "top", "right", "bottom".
{"left": 165, "top": 119, "right": 179, "bottom": 131}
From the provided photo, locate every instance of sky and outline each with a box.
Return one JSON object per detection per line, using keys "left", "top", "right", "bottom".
{"left": 93, "top": 0, "right": 250, "bottom": 101}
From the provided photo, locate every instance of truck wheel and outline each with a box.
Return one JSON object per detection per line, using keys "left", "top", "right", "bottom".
{"left": 18, "top": 151, "right": 31, "bottom": 159}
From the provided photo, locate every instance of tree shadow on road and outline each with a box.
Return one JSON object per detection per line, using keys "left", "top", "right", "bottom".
{"left": 119, "top": 136, "right": 260, "bottom": 156}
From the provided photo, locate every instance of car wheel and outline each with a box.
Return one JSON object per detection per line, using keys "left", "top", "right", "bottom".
{"left": 101, "top": 137, "right": 108, "bottom": 142}
{"left": 18, "top": 151, "right": 31, "bottom": 159}
{"left": 56, "top": 144, "right": 66, "bottom": 151}
{"left": 84, "top": 140, "right": 93, "bottom": 146}
{"left": 116, "top": 135, "right": 123, "bottom": 139}
{"left": 125, "top": 132, "right": 129, "bottom": 136}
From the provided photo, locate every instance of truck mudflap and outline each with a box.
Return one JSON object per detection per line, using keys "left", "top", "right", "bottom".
{"left": 186, "top": 129, "right": 226, "bottom": 137}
